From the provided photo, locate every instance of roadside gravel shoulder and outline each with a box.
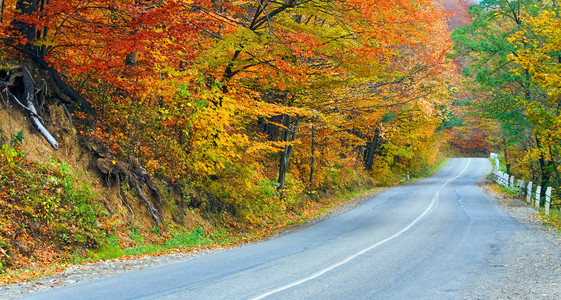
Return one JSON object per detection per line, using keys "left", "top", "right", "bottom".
{"left": 0, "top": 248, "right": 228, "bottom": 299}
{"left": 462, "top": 179, "right": 561, "bottom": 299}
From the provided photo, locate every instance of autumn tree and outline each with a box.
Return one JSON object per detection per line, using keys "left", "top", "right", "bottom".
{"left": 1, "top": 0, "right": 457, "bottom": 229}
{"left": 508, "top": 2, "right": 561, "bottom": 189}
{"left": 453, "top": 0, "right": 561, "bottom": 188}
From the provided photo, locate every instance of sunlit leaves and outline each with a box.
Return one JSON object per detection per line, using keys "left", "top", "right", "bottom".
{"left": 453, "top": 0, "right": 561, "bottom": 187}
{"left": 510, "top": 8, "right": 561, "bottom": 104}
{"left": 1, "top": 0, "right": 456, "bottom": 231}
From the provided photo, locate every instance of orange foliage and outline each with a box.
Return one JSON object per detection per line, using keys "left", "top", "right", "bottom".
{"left": 1, "top": 0, "right": 456, "bottom": 229}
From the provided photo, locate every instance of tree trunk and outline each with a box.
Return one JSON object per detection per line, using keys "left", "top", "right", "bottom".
{"left": 309, "top": 116, "right": 315, "bottom": 185}
{"left": 13, "top": 0, "right": 39, "bottom": 48}
{"left": 364, "top": 128, "right": 380, "bottom": 171}
{"left": 11, "top": 0, "right": 97, "bottom": 119}
{"left": 278, "top": 114, "right": 299, "bottom": 198}
{"left": 548, "top": 145, "right": 560, "bottom": 187}
{"left": 1, "top": 0, "right": 6, "bottom": 23}
{"left": 502, "top": 138, "right": 510, "bottom": 174}
{"left": 535, "top": 134, "right": 552, "bottom": 188}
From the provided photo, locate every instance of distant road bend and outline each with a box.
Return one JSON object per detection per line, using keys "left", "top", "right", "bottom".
{"left": 25, "top": 158, "right": 523, "bottom": 299}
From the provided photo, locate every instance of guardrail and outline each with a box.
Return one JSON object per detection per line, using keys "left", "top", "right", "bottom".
{"left": 490, "top": 153, "right": 555, "bottom": 215}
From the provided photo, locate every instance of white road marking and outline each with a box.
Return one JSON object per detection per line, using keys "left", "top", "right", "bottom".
{"left": 252, "top": 159, "right": 472, "bottom": 300}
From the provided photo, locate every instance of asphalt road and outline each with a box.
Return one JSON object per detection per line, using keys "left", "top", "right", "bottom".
{"left": 24, "top": 158, "right": 524, "bottom": 299}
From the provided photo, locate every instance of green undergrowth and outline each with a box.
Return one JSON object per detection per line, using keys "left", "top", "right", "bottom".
{"left": 283, "top": 157, "right": 450, "bottom": 228}
{"left": 0, "top": 137, "right": 242, "bottom": 282}
{"left": 532, "top": 195, "right": 561, "bottom": 231}
{"left": 284, "top": 187, "right": 380, "bottom": 227}
{"left": 1, "top": 135, "right": 450, "bottom": 284}
{"left": 83, "top": 226, "right": 236, "bottom": 262}
{"left": 538, "top": 208, "right": 561, "bottom": 232}
{"left": 408, "top": 158, "right": 449, "bottom": 181}
{"left": 0, "top": 137, "right": 106, "bottom": 272}
{"left": 495, "top": 183, "right": 519, "bottom": 198}
{"left": 0, "top": 140, "right": 114, "bottom": 284}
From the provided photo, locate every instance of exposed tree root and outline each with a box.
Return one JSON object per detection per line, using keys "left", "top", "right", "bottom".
{"left": 4, "top": 5, "right": 165, "bottom": 232}
{"left": 94, "top": 150, "right": 164, "bottom": 229}
{"left": 0, "top": 59, "right": 164, "bottom": 230}
{"left": 29, "top": 54, "right": 97, "bottom": 119}
{"left": 116, "top": 176, "right": 135, "bottom": 225}
{"left": 0, "top": 65, "right": 59, "bottom": 149}
{"left": 134, "top": 183, "right": 162, "bottom": 229}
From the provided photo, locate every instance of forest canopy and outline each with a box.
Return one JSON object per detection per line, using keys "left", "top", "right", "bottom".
{"left": 1, "top": 0, "right": 457, "bottom": 200}
{"left": 0, "top": 0, "right": 478, "bottom": 277}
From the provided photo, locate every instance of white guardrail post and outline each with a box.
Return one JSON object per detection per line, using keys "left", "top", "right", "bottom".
{"left": 518, "top": 180, "right": 525, "bottom": 197}
{"left": 535, "top": 186, "right": 541, "bottom": 209}
{"left": 488, "top": 154, "right": 555, "bottom": 214}
{"left": 545, "top": 187, "right": 552, "bottom": 216}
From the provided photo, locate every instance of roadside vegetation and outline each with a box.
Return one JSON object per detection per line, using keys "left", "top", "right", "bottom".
{"left": 455, "top": 0, "right": 561, "bottom": 232}
{"left": 454, "top": 0, "right": 561, "bottom": 199}
{"left": 0, "top": 0, "right": 480, "bottom": 284}
{"left": 489, "top": 155, "right": 561, "bottom": 232}
{"left": 0, "top": 133, "right": 448, "bottom": 284}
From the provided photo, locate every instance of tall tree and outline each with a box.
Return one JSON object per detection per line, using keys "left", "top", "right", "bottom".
{"left": 453, "top": 0, "right": 559, "bottom": 187}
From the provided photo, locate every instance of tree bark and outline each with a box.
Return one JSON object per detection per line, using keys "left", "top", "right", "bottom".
{"left": 11, "top": 0, "right": 97, "bottom": 119}
{"left": 13, "top": 0, "right": 39, "bottom": 47}
{"left": 29, "top": 55, "right": 97, "bottom": 118}
{"left": 535, "top": 133, "right": 552, "bottom": 188}
{"left": 364, "top": 128, "right": 381, "bottom": 171}
{"left": 503, "top": 138, "right": 510, "bottom": 174}
{"left": 548, "top": 145, "right": 560, "bottom": 192}
{"left": 278, "top": 114, "right": 299, "bottom": 198}
{"left": 309, "top": 116, "right": 316, "bottom": 185}
{"left": 1, "top": 0, "right": 6, "bottom": 23}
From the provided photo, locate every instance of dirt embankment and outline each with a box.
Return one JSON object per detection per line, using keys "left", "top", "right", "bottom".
{"left": 1, "top": 75, "right": 210, "bottom": 282}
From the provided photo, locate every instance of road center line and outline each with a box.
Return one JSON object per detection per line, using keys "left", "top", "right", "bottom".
{"left": 252, "top": 159, "right": 472, "bottom": 300}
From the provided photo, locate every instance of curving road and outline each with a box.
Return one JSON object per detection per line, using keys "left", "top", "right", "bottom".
{"left": 24, "top": 158, "right": 524, "bottom": 299}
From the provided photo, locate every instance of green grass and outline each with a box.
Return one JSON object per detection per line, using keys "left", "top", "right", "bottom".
{"left": 84, "top": 227, "right": 235, "bottom": 262}
{"left": 412, "top": 158, "right": 449, "bottom": 180}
